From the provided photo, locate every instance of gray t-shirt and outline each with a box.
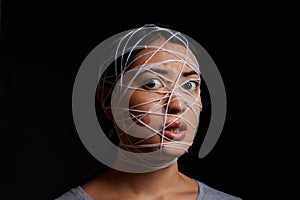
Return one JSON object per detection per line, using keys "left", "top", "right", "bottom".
{"left": 55, "top": 181, "right": 241, "bottom": 200}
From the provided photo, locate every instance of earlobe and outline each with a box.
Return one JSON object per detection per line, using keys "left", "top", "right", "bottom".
{"left": 96, "top": 86, "right": 113, "bottom": 120}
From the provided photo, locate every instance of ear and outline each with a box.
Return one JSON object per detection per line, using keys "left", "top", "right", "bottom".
{"left": 96, "top": 85, "right": 113, "bottom": 120}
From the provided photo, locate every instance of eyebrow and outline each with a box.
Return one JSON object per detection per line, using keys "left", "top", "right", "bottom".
{"left": 182, "top": 70, "right": 198, "bottom": 77}
{"left": 150, "top": 68, "right": 168, "bottom": 74}
{"left": 150, "top": 68, "right": 198, "bottom": 77}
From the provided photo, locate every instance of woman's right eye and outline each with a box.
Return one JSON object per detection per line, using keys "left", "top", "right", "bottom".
{"left": 143, "top": 78, "right": 163, "bottom": 89}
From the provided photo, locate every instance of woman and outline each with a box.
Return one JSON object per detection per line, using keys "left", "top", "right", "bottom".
{"left": 55, "top": 24, "right": 241, "bottom": 200}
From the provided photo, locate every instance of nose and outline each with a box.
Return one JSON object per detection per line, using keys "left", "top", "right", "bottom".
{"left": 166, "top": 93, "right": 186, "bottom": 115}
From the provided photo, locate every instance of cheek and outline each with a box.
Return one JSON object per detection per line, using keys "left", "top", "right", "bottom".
{"left": 129, "top": 91, "right": 162, "bottom": 125}
{"left": 185, "top": 98, "right": 202, "bottom": 124}
{"left": 192, "top": 96, "right": 202, "bottom": 113}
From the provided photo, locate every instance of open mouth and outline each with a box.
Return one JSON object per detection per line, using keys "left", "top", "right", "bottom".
{"left": 162, "top": 121, "right": 187, "bottom": 141}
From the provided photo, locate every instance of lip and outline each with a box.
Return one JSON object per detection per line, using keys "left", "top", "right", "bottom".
{"left": 162, "top": 121, "right": 187, "bottom": 141}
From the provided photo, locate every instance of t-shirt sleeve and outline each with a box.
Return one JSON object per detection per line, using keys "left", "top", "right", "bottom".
{"left": 197, "top": 181, "right": 242, "bottom": 200}
{"left": 54, "top": 186, "right": 93, "bottom": 200}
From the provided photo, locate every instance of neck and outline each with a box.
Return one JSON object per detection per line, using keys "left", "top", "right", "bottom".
{"left": 103, "top": 162, "right": 183, "bottom": 194}
{"left": 112, "top": 147, "right": 178, "bottom": 173}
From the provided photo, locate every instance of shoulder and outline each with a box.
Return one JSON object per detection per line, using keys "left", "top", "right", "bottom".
{"left": 197, "top": 181, "right": 242, "bottom": 200}
{"left": 54, "top": 186, "right": 93, "bottom": 200}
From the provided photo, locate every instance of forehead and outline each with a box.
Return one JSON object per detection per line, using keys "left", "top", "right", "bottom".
{"left": 130, "top": 39, "right": 199, "bottom": 73}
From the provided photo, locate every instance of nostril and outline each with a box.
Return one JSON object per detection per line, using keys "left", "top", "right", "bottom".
{"left": 168, "top": 107, "right": 183, "bottom": 114}
{"left": 166, "top": 96, "right": 185, "bottom": 114}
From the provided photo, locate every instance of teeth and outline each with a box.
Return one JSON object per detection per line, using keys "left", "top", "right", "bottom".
{"left": 170, "top": 128, "right": 180, "bottom": 132}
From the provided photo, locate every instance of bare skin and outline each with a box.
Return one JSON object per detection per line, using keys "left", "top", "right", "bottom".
{"left": 82, "top": 163, "right": 199, "bottom": 200}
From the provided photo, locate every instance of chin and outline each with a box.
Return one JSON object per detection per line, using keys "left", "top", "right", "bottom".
{"left": 161, "top": 145, "right": 188, "bottom": 157}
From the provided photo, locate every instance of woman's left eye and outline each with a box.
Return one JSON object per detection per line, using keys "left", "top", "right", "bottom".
{"left": 143, "top": 78, "right": 163, "bottom": 89}
{"left": 182, "top": 81, "right": 199, "bottom": 91}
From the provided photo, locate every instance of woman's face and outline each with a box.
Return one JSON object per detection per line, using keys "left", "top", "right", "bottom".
{"left": 111, "top": 39, "right": 202, "bottom": 157}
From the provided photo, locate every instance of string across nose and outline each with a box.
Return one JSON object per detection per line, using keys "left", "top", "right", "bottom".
{"left": 165, "top": 93, "right": 186, "bottom": 115}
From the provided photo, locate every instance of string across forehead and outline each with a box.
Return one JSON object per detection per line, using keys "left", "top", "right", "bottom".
{"left": 115, "top": 25, "right": 200, "bottom": 76}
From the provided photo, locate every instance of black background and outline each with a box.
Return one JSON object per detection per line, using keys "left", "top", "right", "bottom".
{"left": 1, "top": 1, "right": 284, "bottom": 199}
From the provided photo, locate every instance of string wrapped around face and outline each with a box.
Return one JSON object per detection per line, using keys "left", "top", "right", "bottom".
{"left": 97, "top": 25, "right": 202, "bottom": 171}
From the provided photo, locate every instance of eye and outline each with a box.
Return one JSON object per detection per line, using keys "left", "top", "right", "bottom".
{"left": 143, "top": 78, "right": 163, "bottom": 89}
{"left": 182, "top": 81, "right": 199, "bottom": 91}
